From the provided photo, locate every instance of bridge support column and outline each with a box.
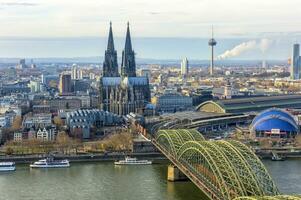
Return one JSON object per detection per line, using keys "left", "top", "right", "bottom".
{"left": 167, "top": 164, "right": 188, "bottom": 181}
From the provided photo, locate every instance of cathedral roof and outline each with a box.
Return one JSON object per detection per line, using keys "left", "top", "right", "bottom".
{"left": 122, "top": 77, "right": 148, "bottom": 86}
{"left": 102, "top": 77, "right": 121, "bottom": 86}
{"left": 102, "top": 77, "right": 148, "bottom": 86}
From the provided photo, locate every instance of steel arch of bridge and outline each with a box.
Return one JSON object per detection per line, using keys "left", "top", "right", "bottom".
{"left": 154, "top": 129, "right": 279, "bottom": 200}
{"left": 233, "top": 196, "right": 301, "bottom": 200}
{"left": 156, "top": 129, "right": 205, "bottom": 156}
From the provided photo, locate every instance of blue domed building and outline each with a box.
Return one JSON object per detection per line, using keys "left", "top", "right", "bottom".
{"left": 250, "top": 108, "right": 299, "bottom": 138}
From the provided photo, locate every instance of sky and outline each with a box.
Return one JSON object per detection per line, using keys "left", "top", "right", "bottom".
{"left": 0, "top": 0, "right": 301, "bottom": 59}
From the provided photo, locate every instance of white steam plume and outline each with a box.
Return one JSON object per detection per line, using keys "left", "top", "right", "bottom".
{"left": 217, "top": 39, "right": 273, "bottom": 60}
{"left": 217, "top": 40, "right": 257, "bottom": 60}
{"left": 260, "top": 38, "right": 273, "bottom": 53}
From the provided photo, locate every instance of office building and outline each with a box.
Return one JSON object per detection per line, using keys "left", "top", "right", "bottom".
{"left": 72, "top": 64, "right": 78, "bottom": 80}
{"left": 28, "top": 81, "right": 41, "bottom": 93}
{"left": 181, "top": 57, "right": 189, "bottom": 76}
{"left": 291, "top": 44, "right": 301, "bottom": 80}
{"left": 59, "top": 73, "right": 72, "bottom": 95}
{"left": 17, "top": 59, "right": 26, "bottom": 69}
{"left": 71, "top": 64, "right": 83, "bottom": 80}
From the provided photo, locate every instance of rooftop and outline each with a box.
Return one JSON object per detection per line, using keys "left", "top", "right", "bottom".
{"left": 197, "top": 95, "right": 301, "bottom": 114}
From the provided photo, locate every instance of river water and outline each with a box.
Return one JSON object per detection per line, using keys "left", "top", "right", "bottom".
{"left": 0, "top": 159, "right": 300, "bottom": 200}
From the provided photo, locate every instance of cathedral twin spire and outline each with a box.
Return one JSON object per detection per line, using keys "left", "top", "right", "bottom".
{"left": 103, "top": 22, "right": 136, "bottom": 78}
{"left": 103, "top": 22, "right": 119, "bottom": 77}
{"left": 107, "top": 22, "right": 115, "bottom": 52}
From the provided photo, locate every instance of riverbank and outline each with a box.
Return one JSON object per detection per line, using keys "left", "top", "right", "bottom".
{"left": 256, "top": 150, "right": 301, "bottom": 159}
{"left": 3, "top": 149, "right": 301, "bottom": 164}
{"left": 0, "top": 152, "right": 167, "bottom": 164}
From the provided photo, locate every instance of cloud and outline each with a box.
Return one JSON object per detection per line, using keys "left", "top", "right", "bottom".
{"left": 0, "top": 0, "right": 301, "bottom": 38}
{"left": 260, "top": 38, "right": 273, "bottom": 53}
{"left": 0, "top": 2, "right": 38, "bottom": 7}
{"left": 149, "top": 12, "right": 160, "bottom": 15}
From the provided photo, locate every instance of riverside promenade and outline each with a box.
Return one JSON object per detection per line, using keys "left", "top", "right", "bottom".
{"left": 0, "top": 152, "right": 166, "bottom": 164}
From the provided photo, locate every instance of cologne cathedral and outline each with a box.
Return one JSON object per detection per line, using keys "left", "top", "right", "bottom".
{"left": 100, "top": 22, "right": 151, "bottom": 115}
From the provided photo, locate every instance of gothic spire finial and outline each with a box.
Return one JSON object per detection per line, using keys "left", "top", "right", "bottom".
{"left": 103, "top": 21, "right": 119, "bottom": 77}
{"left": 124, "top": 22, "right": 132, "bottom": 52}
{"left": 121, "top": 22, "right": 136, "bottom": 77}
{"left": 107, "top": 21, "right": 115, "bottom": 51}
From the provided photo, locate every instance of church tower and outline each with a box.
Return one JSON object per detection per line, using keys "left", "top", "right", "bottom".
{"left": 100, "top": 22, "right": 150, "bottom": 116}
{"left": 121, "top": 22, "right": 136, "bottom": 77}
{"left": 103, "top": 22, "right": 119, "bottom": 77}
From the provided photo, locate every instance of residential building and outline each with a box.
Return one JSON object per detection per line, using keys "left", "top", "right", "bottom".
{"left": 28, "top": 80, "right": 41, "bottom": 93}
{"left": 22, "top": 114, "right": 52, "bottom": 129}
{"left": 14, "top": 132, "right": 23, "bottom": 141}
{"left": 36, "top": 128, "right": 56, "bottom": 141}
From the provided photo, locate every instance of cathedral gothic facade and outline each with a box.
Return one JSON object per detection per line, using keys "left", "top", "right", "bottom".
{"left": 100, "top": 23, "right": 151, "bottom": 116}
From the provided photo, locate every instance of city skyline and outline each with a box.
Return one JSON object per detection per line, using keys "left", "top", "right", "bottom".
{"left": 1, "top": 1, "right": 301, "bottom": 200}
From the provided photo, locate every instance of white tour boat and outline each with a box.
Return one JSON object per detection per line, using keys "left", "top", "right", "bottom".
{"left": 114, "top": 156, "right": 152, "bottom": 165}
{"left": 0, "top": 162, "right": 16, "bottom": 172}
{"left": 30, "top": 157, "right": 70, "bottom": 168}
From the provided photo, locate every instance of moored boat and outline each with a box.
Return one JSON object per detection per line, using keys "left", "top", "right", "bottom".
{"left": 114, "top": 156, "right": 152, "bottom": 165}
{"left": 30, "top": 157, "right": 70, "bottom": 168}
{"left": 271, "top": 151, "right": 285, "bottom": 161}
{"left": 0, "top": 162, "right": 16, "bottom": 172}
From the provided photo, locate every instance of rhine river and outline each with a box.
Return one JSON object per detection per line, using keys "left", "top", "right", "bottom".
{"left": 0, "top": 159, "right": 300, "bottom": 200}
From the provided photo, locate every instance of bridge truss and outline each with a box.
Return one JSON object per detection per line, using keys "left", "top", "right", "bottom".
{"left": 234, "top": 196, "right": 301, "bottom": 200}
{"left": 154, "top": 129, "right": 280, "bottom": 200}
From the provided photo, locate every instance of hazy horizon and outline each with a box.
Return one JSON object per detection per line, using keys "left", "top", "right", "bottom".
{"left": 0, "top": 36, "right": 296, "bottom": 60}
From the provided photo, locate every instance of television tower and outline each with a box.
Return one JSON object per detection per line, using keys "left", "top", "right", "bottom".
{"left": 208, "top": 27, "right": 217, "bottom": 76}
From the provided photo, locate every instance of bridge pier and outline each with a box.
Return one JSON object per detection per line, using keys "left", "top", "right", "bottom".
{"left": 167, "top": 164, "right": 189, "bottom": 181}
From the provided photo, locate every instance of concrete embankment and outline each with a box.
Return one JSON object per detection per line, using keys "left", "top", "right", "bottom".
{"left": 0, "top": 152, "right": 167, "bottom": 164}
{"left": 2, "top": 150, "right": 301, "bottom": 164}
{"left": 257, "top": 150, "right": 301, "bottom": 159}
